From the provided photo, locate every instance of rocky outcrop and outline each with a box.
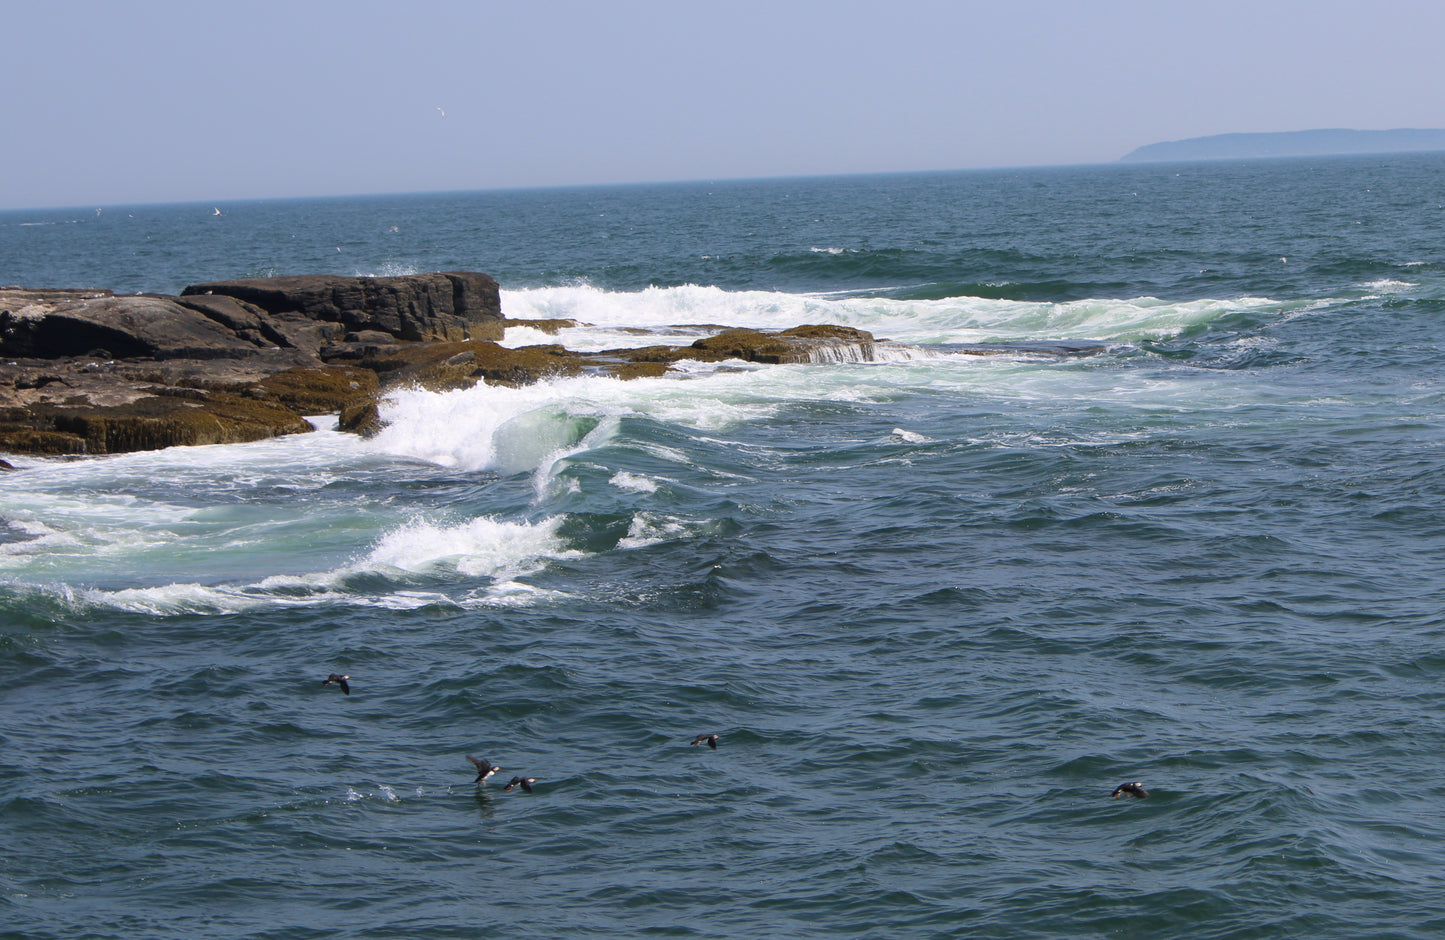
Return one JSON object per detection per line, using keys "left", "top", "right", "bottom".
{"left": 0, "top": 358, "right": 378, "bottom": 455}
{"left": 1, "top": 292, "right": 282, "bottom": 360}
{"left": 0, "top": 272, "right": 1106, "bottom": 458}
{"left": 181, "top": 272, "right": 503, "bottom": 343}
{"left": 0, "top": 273, "right": 881, "bottom": 456}
{"left": 0, "top": 272, "right": 502, "bottom": 455}
{"left": 685, "top": 325, "right": 877, "bottom": 364}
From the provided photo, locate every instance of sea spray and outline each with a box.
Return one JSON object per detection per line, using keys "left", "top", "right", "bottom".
{"left": 499, "top": 283, "right": 1273, "bottom": 348}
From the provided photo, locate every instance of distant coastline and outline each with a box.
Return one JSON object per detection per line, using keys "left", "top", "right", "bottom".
{"left": 1119, "top": 128, "right": 1445, "bottom": 164}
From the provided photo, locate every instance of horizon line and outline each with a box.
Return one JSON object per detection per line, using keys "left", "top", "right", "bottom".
{"left": 8, "top": 145, "right": 1445, "bottom": 214}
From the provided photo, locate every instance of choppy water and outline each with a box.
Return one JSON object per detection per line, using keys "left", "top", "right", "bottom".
{"left": 4, "top": 154, "right": 1445, "bottom": 938}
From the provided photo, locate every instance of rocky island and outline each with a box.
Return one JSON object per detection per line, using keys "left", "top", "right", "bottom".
{"left": 0, "top": 271, "right": 1101, "bottom": 458}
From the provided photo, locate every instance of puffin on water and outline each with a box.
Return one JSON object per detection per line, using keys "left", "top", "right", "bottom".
{"left": 503, "top": 776, "right": 537, "bottom": 793}
{"left": 690, "top": 733, "right": 719, "bottom": 749}
{"left": 322, "top": 673, "right": 351, "bottom": 695}
{"left": 467, "top": 755, "right": 500, "bottom": 784}
{"left": 1111, "top": 781, "right": 1150, "bottom": 799}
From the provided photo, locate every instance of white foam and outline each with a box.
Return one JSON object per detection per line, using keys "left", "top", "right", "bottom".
{"left": 462, "top": 580, "right": 572, "bottom": 607}
{"left": 499, "top": 284, "right": 1273, "bottom": 347}
{"left": 369, "top": 370, "right": 791, "bottom": 476}
{"left": 618, "top": 512, "right": 694, "bottom": 549}
{"left": 370, "top": 379, "right": 624, "bottom": 475}
{"left": 358, "top": 515, "right": 576, "bottom": 579}
{"left": 610, "top": 471, "right": 658, "bottom": 493}
{"left": 27, "top": 512, "right": 579, "bottom": 616}
{"left": 356, "top": 262, "right": 420, "bottom": 278}
{"left": 498, "top": 325, "right": 565, "bottom": 347}
{"left": 1359, "top": 279, "right": 1417, "bottom": 293}
{"left": 72, "top": 582, "right": 274, "bottom": 615}
{"left": 0, "top": 519, "right": 73, "bottom": 556}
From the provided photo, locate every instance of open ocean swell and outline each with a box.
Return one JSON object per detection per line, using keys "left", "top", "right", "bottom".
{"left": 4, "top": 154, "right": 1445, "bottom": 938}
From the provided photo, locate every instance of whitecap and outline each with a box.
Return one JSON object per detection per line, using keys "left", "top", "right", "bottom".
{"left": 354, "top": 262, "right": 419, "bottom": 278}
{"left": 26, "top": 512, "right": 580, "bottom": 616}
{"left": 498, "top": 284, "right": 1273, "bottom": 347}
{"left": 610, "top": 471, "right": 658, "bottom": 493}
{"left": 1358, "top": 279, "right": 1418, "bottom": 293}
{"left": 618, "top": 512, "right": 694, "bottom": 550}
{"left": 462, "top": 580, "right": 572, "bottom": 607}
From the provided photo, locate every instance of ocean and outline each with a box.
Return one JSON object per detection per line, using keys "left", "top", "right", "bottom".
{"left": 3, "top": 154, "right": 1445, "bottom": 939}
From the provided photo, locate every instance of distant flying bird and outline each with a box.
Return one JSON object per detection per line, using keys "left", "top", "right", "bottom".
{"left": 322, "top": 673, "right": 350, "bottom": 695}
{"left": 690, "top": 733, "right": 719, "bottom": 749}
{"left": 213, "top": 207, "right": 222, "bottom": 216}
{"left": 1111, "top": 781, "right": 1150, "bottom": 799}
{"left": 503, "top": 776, "right": 536, "bottom": 793}
{"left": 436, "top": 106, "right": 445, "bottom": 118}
{"left": 467, "top": 755, "right": 500, "bottom": 784}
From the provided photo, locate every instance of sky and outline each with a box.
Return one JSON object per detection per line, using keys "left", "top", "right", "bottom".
{"left": 5, "top": 0, "right": 1445, "bottom": 210}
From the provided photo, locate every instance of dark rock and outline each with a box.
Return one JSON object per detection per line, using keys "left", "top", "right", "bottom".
{"left": 0, "top": 273, "right": 505, "bottom": 455}
{"left": 337, "top": 399, "right": 382, "bottom": 437}
{"left": 1, "top": 294, "right": 271, "bottom": 360}
{"left": 175, "top": 293, "right": 288, "bottom": 346}
{"left": 344, "top": 330, "right": 397, "bottom": 345}
{"left": 182, "top": 272, "right": 504, "bottom": 343}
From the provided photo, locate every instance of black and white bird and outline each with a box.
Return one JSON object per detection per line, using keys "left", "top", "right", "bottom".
{"left": 503, "top": 776, "right": 536, "bottom": 793}
{"left": 1111, "top": 781, "right": 1150, "bottom": 799}
{"left": 690, "top": 733, "right": 719, "bottom": 749}
{"left": 322, "top": 673, "right": 351, "bottom": 695}
{"left": 467, "top": 755, "right": 500, "bottom": 785}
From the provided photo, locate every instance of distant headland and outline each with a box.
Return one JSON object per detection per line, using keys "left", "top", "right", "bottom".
{"left": 1119, "top": 128, "right": 1445, "bottom": 164}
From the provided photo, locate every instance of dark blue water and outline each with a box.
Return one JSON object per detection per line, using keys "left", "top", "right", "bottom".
{"left": 4, "top": 154, "right": 1445, "bottom": 938}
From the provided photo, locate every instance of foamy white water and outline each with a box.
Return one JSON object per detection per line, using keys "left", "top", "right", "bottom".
{"left": 498, "top": 284, "right": 1280, "bottom": 349}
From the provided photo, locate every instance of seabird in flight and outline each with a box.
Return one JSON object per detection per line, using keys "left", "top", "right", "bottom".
{"left": 503, "top": 776, "right": 536, "bottom": 793}
{"left": 322, "top": 673, "right": 350, "bottom": 695}
{"left": 690, "top": 733, "right": 719, "bottom": 749}
{"left": 467, "top": 755, "right": 500, "bottom": 784}
{"left": 1110, "top": 781, "right": 1150, "bottom": 799}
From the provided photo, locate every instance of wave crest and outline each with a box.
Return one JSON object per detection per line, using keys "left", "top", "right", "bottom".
{"left": 500, "top": 283, "right": 1273, "bottom": 348}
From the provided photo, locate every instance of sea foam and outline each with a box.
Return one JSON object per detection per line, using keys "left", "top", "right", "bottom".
{"left": 32, "top": 514, "right": 580, "bottom": 616}
{"left": 499, "top": 284, "right": 1275, "bottom": 348}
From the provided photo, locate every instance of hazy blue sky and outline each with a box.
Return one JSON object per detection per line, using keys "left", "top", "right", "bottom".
{"left": 6, "top": 0, "right": 1444, "bottom": 210}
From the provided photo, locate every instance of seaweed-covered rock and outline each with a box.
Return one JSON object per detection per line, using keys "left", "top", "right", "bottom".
{"left": 686, "top": 325, "right": 877, "bottom": 364}
{"left": 4, "top": 391, "right": 313, "bottom": 456}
